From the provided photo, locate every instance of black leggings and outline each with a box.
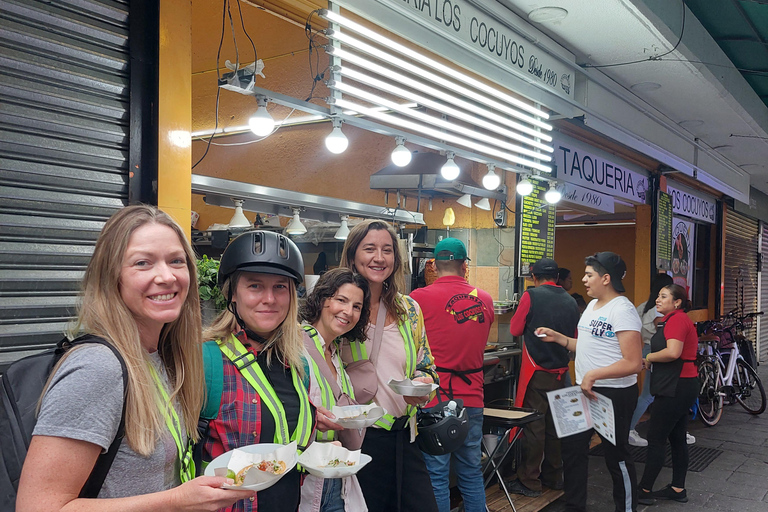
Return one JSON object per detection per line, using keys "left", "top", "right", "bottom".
{"left": 639, "top": 377, "right": 698, "bottom": 490}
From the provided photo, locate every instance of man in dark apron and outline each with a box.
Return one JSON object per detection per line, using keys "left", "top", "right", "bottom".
{"left": 504, "top": 258, "right": 580, "bottom": 497}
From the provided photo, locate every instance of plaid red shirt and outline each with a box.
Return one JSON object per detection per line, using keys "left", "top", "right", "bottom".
{"left": 203, "top": 332, "right": 313, "bottom": 512}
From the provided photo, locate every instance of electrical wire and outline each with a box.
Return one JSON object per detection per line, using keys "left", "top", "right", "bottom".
{"left": 226, "top": 0, "right": 239, "bottom": 74}
{"left": 192, "top": 0, "right": 228, "bottom": 170}
{"left": 235, "top": 0, "right": 257, "bottom": 64}
{"left": 304, "top": 9, "right": 329, "bottom": 102}
{"left": 583, "top": 0, "right": 685, "bottom": 69}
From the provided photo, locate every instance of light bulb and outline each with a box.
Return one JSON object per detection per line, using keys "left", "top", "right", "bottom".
{"left": 545, "top": 184, "right": 562, "bottom": 204}
{"left": 228, "top": 199, "right": 252, "bottom": 229}
{"left": 516, "top": 177, "right": 534, "bottom": 196}
{"left": 440, "top": 153, "right": 460, "bottom": 180}
{"left": 285, "top": 208, "right": 307, "bottom": 235}
{"left": 335, "top": 216, "right": 350, "bottom": 240}
{"left": 325, "top": 120, "right": 348, "bottom": 154}
{"left": 391, "top": 138, "right": 412, "bottom": 167}
{"left": 249, "top": 105, "right": 275, "bottom": 136}
{"left": 482, "top": 166, "right": 501, "bottom": 190}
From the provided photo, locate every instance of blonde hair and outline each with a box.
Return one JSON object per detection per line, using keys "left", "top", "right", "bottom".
{"left": 340, "top": 219, "right": 406, "bottom": 320}
{"left": 61, "top": 205, "right": 204, "bottom": 456}
{"left": 203, "top": 272, "right": 305, "bottom": 376}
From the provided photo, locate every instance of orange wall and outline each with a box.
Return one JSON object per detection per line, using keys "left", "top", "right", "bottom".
{"left": 554, "top": 225, "right": 638, "bottom": 303}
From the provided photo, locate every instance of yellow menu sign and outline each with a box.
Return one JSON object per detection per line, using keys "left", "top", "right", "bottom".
{"left": 519, "top": 179, "right": 555, "bottom": 276}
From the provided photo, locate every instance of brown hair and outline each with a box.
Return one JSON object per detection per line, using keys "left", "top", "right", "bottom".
{"left": 340, "top": 220, "right": 405, "bottom": 320}
{"left": 301, "top": 268, "right": 371, "bottom": 342}
{"left": 65, "top": 205, "right": 204, "bottom": 455}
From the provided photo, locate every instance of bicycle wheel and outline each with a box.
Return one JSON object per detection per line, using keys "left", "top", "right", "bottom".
{"left": 734, "top": 359, "right": 767, "bottom": 415}
{"left": 698, "top": 360, "right": 723, "bottom": 426}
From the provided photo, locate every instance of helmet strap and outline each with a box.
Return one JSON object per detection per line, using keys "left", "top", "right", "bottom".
{"left": 227, "top": 301, "right": 270, "bottom": 346}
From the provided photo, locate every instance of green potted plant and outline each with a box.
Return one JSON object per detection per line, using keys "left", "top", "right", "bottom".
{"left": 197, "top": 255, "right": 227, "bottom": 326}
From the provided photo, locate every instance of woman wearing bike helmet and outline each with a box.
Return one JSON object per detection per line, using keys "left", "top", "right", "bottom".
{"left": 299, "top": 268, "right": 372, "bottom": 512}
{"left": 202, "top": 230, "right": 318, "bottom": 512}
{"left": 637, "top": 284, "right": 698, "bottom": 505}
{"left": 339, "top": 220, "right": 439, "bottom": 512}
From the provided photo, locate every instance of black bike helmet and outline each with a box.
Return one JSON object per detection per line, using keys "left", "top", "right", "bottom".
{"left": 416, "top": 398, "right": 469, "bottom": 456}
{"left": 218, "top": 230, "right": 304, "bottom": 288}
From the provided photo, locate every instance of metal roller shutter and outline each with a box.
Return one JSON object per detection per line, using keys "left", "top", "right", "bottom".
{"left": 760, "top": 223, "right": 768, "bottom": 363}
{"left": 723, "top": 208, "right": 759, "bottom": 351}
{"left": 0, "top": 0, "right": 129, "bottom": 370}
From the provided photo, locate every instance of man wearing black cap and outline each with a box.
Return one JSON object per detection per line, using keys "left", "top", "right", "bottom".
{"left": 504, "top": 258, "right": 580, "bottom": 497}
{"left": 537, "top": 252, "right": 643, "bottom": 512}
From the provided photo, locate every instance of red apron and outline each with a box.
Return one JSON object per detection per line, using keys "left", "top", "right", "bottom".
{"left": 510, "top": 342, "right": 568, "bottom": 441}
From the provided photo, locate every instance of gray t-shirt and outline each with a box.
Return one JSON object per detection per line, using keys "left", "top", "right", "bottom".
{"left": 34, "top": 344, "right": 185, "bottom": 498}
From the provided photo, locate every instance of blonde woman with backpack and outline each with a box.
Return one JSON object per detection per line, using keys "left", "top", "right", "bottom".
{"left": 17, "top": 205, "right": 254, "bottom": 511}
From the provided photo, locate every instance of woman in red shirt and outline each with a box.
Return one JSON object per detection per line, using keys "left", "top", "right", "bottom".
{"left": 638, "top": 284, "right": 699, "bottom": 505}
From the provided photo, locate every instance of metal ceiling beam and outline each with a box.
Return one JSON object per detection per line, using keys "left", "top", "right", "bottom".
{"left": 191, "top": 174, "right": 424, "bottom": 225}
{"left": 219, "top": 75, "right": 538, "bottom": 176}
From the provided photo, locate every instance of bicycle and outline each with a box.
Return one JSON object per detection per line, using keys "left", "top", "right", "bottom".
{"left": 696, "top": 311, "right": 766, "bottom": 426}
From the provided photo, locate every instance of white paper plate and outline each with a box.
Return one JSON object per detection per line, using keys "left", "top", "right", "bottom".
{"left": 331, "top": 405, "right": 385, "bottom": 429}
{"left": 205, "top": 442, "right": 298, "bottom": 491}
{"left": 298, "top": 442, "right": 372, "bottom": 479}
{"left": 387, "top": 378, "right": 438, "bottom": 396}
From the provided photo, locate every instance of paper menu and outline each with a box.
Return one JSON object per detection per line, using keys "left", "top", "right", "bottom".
{"left": 546, "top": 386, "right": 616, "bottom": 445}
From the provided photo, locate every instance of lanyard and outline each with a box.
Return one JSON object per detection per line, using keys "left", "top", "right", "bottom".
{"left": 147, "top": 362, "right": 195, "bottom": 483}
{"left": 217, "top": 334, "right": 314, "bottom": 450}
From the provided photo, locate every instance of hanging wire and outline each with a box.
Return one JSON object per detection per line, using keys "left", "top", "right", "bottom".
{"left": 192, "top": 0, "right": 228, "bottom": 170}
{"left": 304, "top": 9, "right": 330, "bottom": 102}
{"left": 235, "top": 0, "right": 257, "bottom": 63}
{"left": 583, "top": 0, "right": 685, "bottom": 69}
{"left": 226, "top": 0, "right": 239, "bottom": 73}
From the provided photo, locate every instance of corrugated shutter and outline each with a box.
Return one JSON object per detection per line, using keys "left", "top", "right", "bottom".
{"left": 723, "top": 208, "right": 759, "bottom": 350}
{"left": 0, "top": 0, "right": 129, "bottom": 370}
{"left": 760, "top": 223, "right": 768, "bottom": 363}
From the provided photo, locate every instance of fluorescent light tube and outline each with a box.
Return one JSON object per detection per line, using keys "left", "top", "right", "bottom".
{"left": 328, "top": 30, "right": 552, "bottom": 131}
{"left": 338, "top": 66, "right": 553, "bottom": 151}
{"left": 331, "top": 80, "right": 551, "bottom": 162}
{"left": 330, "top": 48, "right": 551, "bottom": 143}
{"left": 333, "top": 97, "right": 552, "bottom": 173}
{"left": 322, "top": 10, "right": 551, "bottom": 119}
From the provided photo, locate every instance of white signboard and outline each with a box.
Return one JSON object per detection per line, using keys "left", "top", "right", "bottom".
{"left": 556, "top": 181, "right": 614, "bottom": 214}
{"left": 666, "top": 183, "right": 716, "bottom": 224}
{"left": 553, "top": 137, "right": 650, "bottom": 205}
{"left": 335, "top": 0, "right": 575, "bottom": 100}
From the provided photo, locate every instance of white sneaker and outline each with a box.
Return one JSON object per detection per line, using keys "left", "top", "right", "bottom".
{"left": 628, "top": 429, "right": 648, "bottom": 447}
{"left": 686, "top": 432, "right": 696, "bottom": 445}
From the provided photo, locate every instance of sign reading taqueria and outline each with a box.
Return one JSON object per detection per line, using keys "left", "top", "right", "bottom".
{"left": 552, "top": 136, "right": 650, "bottom": 205}
{"left": 666, "top": 183, "right": 716, "bottom": 224}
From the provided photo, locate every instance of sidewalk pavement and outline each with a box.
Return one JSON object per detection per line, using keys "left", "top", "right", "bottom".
{"left": 542, "top": 364, "right": 768, "bottom": 512}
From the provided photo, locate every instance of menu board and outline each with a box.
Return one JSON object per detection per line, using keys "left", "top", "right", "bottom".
{"left": 519, "top": 179, "right": 555, "bottom": 276}
{"left": 656, "top": 191, "right": 672, "bottom": 271}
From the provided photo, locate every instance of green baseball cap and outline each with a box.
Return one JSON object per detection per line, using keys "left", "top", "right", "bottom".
{"left": 434, "top": 238, "right": 469, "bottom": 261}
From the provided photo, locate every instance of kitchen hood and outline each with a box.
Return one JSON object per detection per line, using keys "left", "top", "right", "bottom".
{"left": 370, "top": 152, "right": 508, "bottom": 203}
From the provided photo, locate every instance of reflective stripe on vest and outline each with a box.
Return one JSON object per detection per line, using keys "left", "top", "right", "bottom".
{"left": 147, "top": 362, "right": 195, "bottom": 483}
{"left": 217, "top": 334, "right": 313, "bottom": 450}
{"left": 347, "top": 317, "right": 418, "bottom": 430}
{"left": 302, "top": 325, "right": 356, "bottom": 441}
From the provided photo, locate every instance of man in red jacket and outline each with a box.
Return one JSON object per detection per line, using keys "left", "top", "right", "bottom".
{"left": 410, "top": 238, "right": 494, "bottom": 512}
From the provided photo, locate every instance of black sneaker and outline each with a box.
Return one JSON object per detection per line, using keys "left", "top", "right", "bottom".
{"left": 651, "top": 484, "right": 688, "bottom": 503}
{"left": 638, "top": 487, "right": 654, "bottom": 505}
{"left": 504, "top": 479, "right": 542, "bottom": 498}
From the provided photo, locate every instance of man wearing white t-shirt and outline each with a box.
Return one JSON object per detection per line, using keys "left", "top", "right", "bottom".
{"left": 536, "top": 252, "right": 643, "bottom": 512}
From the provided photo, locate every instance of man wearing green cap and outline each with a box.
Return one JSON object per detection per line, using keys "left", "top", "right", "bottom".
{"left": 410, "top": 238, "right": 494, "bottom": 512}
